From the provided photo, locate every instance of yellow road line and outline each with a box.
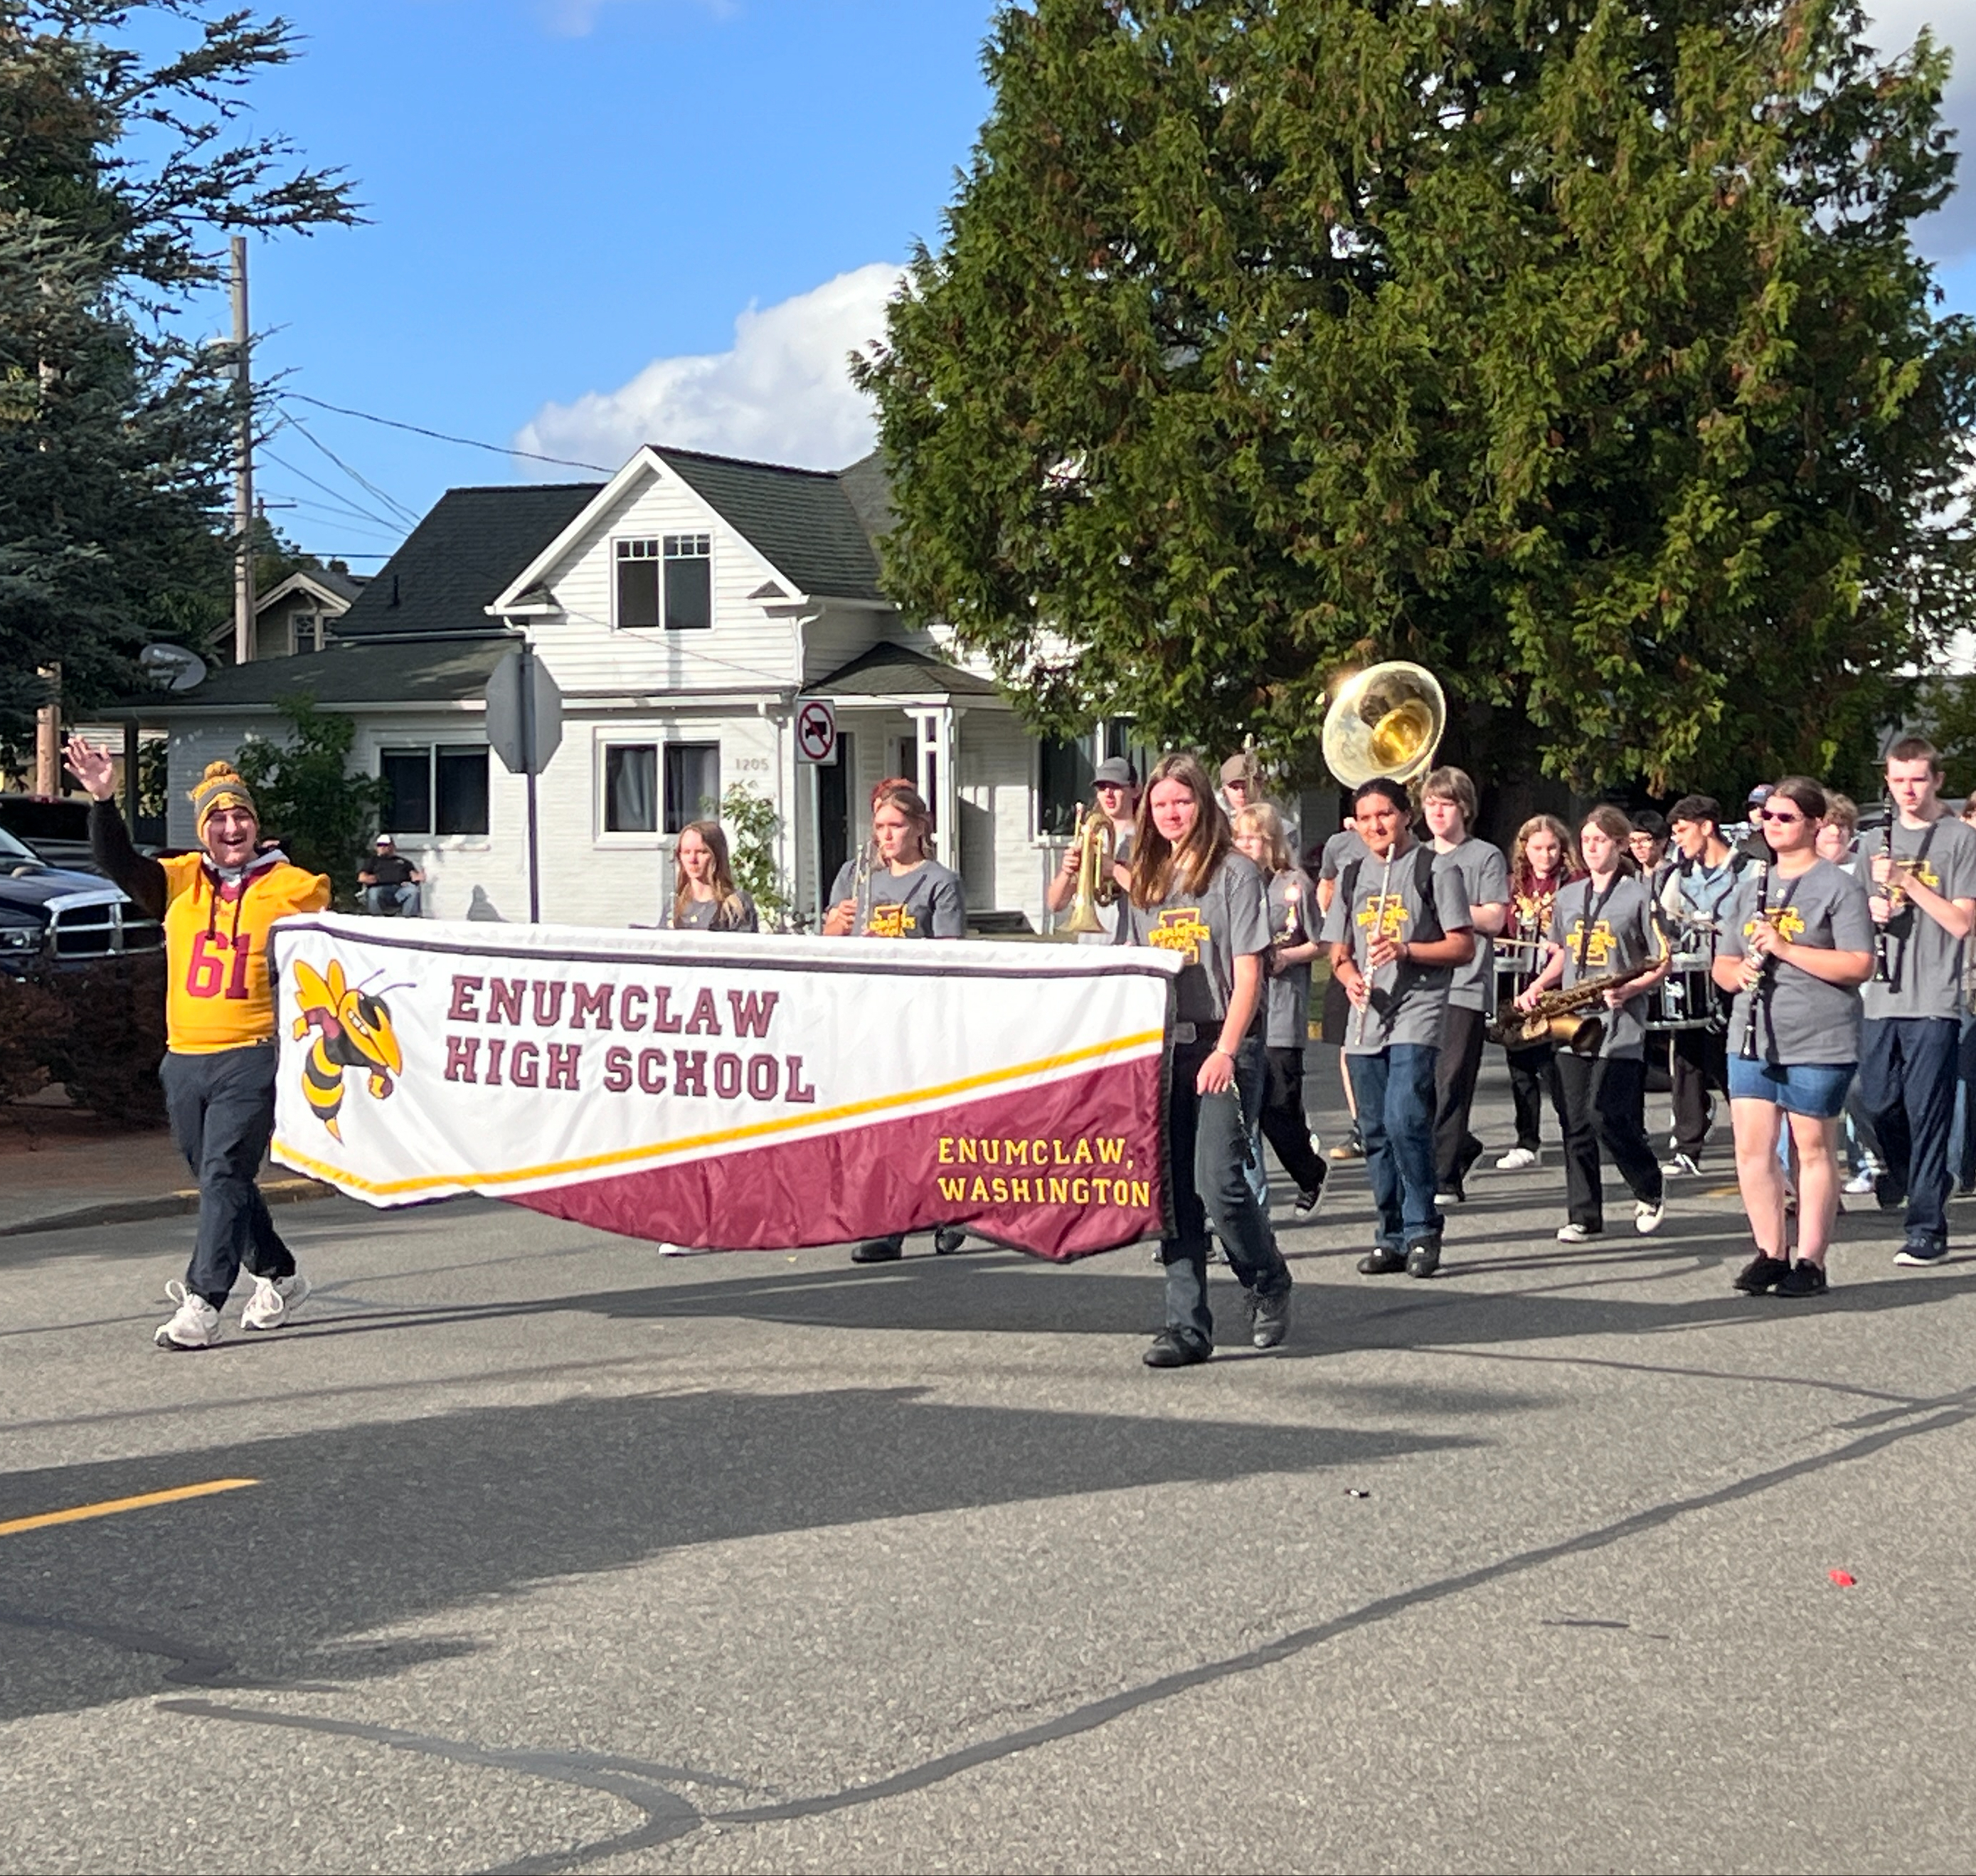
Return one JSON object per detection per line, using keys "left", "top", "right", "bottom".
{"left": 277, "top": 1027, "right": 1167, "bottom": 1198}
{"left": 0, "top": 1478, "right": 258, "bottom": 1539}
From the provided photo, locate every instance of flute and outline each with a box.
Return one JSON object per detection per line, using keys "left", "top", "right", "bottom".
{"left": 1351, "top": 851, "right": 1396, "bottom": 1047}
{"left": 1741, "top": 857, "right": 1770, "bottom": 1064}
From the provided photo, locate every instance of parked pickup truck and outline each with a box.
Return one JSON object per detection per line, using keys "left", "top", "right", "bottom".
{"left": 0, "top": 824, "right": 163, "bottom": 975}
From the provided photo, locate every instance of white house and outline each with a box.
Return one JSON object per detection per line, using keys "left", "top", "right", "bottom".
{"left": 119, "top": 446, "right": 1161, "bottom": 932}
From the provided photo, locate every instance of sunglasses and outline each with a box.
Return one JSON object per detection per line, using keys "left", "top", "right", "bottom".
{"left": 1757, "top": 808, "right": 1805, "bottom": 825}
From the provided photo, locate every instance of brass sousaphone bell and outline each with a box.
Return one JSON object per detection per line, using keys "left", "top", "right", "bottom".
{"left": 1320, "top": 661, "right": 1448, "bottom": 790}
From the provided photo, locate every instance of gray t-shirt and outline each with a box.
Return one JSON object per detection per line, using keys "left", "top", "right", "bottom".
{"left": 1115, "top": 848, "right": 1270, "bottom": 1032}
{"left": 827, "top": 857, "right": 966, "bottom": 940}
{"left": 1860, "top": 813, "right": 1976, "bottom": 1022}
{"left": 1319, "top": 828, "right": 1368, "bottom": 884}
{"left": 663, "top": 889, "right": 758, "bottom": 933}
{"left": 1263, "top": 867, "right": 1317, "bottom": 1046}
{"left": 1719, "top": 859, "right": 1874, "bottom": 1065}
{"left": 1319, "top": 842, "right": 1473, "bottom": 1054}
{"left": 1549, "top": 874, "right": 1657, "bottom": 1060}
{"left": 1438, "top": 837, "right": 1511, "bottom": 1013}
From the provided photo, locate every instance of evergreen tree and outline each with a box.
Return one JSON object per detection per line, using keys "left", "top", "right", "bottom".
{"left": 0, "top": 1, "right": 357, "bottom": 759}
{"left": 856, "top": 0, "right": 1976, "bottom": 795}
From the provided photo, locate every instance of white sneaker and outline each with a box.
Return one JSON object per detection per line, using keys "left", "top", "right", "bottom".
{"left": 1496, "top": 1147, "right": 1539, "bottom": 1171}
{"left": 154, "top": 1281, "right": 222, "bottom": 1350}
{"left": 1635, "top": 1198, "right": 1667, "bottom": 1235}
{"left": 1842, "top": 1167, "right": 1876, "bottom": 1195}
{"left": 1556, "top": 1221, "right": 1598, "bottom": 1244}
{"left": 241, "top": 1271, "right": 310, "bottom": 1332}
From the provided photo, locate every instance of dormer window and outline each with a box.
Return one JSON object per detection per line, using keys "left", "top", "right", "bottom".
{"left": 615, "top": 534, "right": 712, "bottom": 631}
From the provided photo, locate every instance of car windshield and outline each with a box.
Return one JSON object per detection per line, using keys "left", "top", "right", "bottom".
{"left": 0, "top": 825, "right": 42, "bottom": 866}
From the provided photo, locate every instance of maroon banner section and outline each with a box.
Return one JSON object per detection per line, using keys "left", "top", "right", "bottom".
{"left": 510, "top": 1053, "right": 1167, "bottom": 1259}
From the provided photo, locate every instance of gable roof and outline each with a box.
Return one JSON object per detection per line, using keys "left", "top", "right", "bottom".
{"left": 335, "top": 483, "right": 604, "bottom": 639}
{"left": 653, "top": 447, "right": 887, "bottom": 603}
{"left": 806, "top": 640, "right": 999, "bottom": 701}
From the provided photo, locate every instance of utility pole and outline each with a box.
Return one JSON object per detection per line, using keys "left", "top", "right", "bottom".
{"left": 230, "top": 235, "right": 255, "bottom": 666}
{"left": 34, "top": 664, "right": 60, "bottom": 796}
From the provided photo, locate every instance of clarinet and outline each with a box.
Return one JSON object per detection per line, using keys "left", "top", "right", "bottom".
{"left": 1871, "top": 801, "right": 1895, "bottom": 984}
{"left": 1741, "top": 857, "right": 1770, "bottom": 1063}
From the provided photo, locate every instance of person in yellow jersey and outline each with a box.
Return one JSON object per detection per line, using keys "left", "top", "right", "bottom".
{"left": 65, "top": 738, "right": 331, "bottom": 1349}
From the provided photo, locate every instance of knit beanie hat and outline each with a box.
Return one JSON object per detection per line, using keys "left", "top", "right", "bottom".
{"left": 190, "top": 761, "right": 257, "bottom": 834}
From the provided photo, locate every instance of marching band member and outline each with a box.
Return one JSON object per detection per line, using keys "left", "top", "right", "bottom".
{"left": 1044, "top": 756, "right": 1137, "bottom": 942}
{"left": 1321, "top": 778, "right": 1475, "bottom": 1278}
{"left": 1231, "top": 802, "right": 1327, "bottom": 1214}
{"left": 1316, "top": 815, "right": 1370, "bottom": 1161}
{"left": 1661, "top": 795, "right": 1748, "bottom": 1177}
{"left": 65, "top": 738, "right": 331, "bottom": 1348}
{"left": 1858, "top": 737, "right": 1976, "bottom": 1268}
{"left": 1813, "top": 793, "right": 1884, "bottom": 1194}
{"left": 1116, "top": 753, "right": 1294, "bottom": 1364}
{"left": 663, "top": 821, "right": 759, "bottom": 931}
{"left": 1713, "top": 778, "right": 1874, "bottom": 1296}
{"left": 1494, "top": 815, "right": 1581, "bottom": 1170}
{"left": 828, "top": 780, "right": 970, "bottom": 1264}
{"left": 1516, "top": 807, "right": 1669, "bottom": 1244}
{"left": 1420, "top": 767, "right": 1509, "bottom": 1202}
{"left": 1628, "top": 810, "right": 1669, "bottom": 877}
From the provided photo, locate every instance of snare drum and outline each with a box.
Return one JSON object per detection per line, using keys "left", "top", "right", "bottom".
{"left": 1647, "top": 951, "right": 1721, "bottom": 1033}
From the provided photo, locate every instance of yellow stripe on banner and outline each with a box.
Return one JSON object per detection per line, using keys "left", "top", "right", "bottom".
{"left": 0, "top": 1478, "right": 259, "bottom": 1539}
{"left": 275, "top": 1027, "right": 1167, "bottom": 1199}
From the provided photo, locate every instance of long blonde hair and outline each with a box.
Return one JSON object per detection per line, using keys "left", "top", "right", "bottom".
{"left": 1233, "top": 801, "right": 1292, "bottom": 875}
{"left": 673, "top": 821, "right": 748, "bottom": 928}
{"left": 1130, "top": 753, "right": 1232, "bottom": 906}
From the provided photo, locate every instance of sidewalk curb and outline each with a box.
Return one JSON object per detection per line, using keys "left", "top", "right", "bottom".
{"left": 0, "top": 1177, "right": 336, "bottom": 1241}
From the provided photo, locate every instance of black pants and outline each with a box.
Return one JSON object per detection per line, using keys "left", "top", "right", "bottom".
{"left": 1258, "top": 1046, "right": 1327, "bottom": 1197}
{"left": 160, "top": 1044, "right": 295, "bottom": 1309}
{"left": 1555, "top": 1053, "right": 1664, "bottom": 1231}
{"left": 1433, "top": 1006, "right": 1487, "bottom": 1189}
{"left": 1507, "top": 1043, "right": 1563, "bottom": 1152}
{"left": 1671, "top": 1026, "right": 1728, "bottom": 1157}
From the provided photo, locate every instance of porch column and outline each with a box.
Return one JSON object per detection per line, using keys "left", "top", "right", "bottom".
{"left": 915, "top": 706, "right": 957, "bottom": 873}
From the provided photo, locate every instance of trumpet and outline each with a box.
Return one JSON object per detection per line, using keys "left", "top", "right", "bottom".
{"left": 851, "top": 837, "right": 877, "bottom": 936}
{"left": 1065, "top": 806, "right": 1120, "bottom": 935}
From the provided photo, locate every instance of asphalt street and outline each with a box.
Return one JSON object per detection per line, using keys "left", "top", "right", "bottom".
{"left": 3, "top": 1063, "right": 1975, "bottom": 1875}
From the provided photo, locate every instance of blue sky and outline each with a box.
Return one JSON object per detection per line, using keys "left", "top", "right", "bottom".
{"left": 203, "top": 0, "right": 1976, "bottom": 567}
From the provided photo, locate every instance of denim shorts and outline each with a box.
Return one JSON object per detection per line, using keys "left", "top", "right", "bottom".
{"left": 1726, "top": 1058, "right": 1856, "bottom": 1120}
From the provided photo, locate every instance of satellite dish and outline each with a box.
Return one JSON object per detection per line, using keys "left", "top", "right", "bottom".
{"left": 139, "top": 643, "right": 208, "bottom": 692}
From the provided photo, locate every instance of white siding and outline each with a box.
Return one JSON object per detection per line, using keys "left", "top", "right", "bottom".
{"left": 957, "top": 708, "right": 1050, "bottom": 927}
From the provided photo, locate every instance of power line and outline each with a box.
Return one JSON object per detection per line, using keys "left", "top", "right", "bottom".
{"left": 278, "top": 391, "right": 614, "bottom": 475}
{"left": 262, "top": 447, "right": 408, "bottom": 536}
{"left": 282, "top": 413, "right": 425, "bottom": 529}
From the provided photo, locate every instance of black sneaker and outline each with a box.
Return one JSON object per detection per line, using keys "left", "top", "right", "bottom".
{"left": 1357, "top": 1248, "right": 1408, "bottom": 1276}
{"left": 1404, "top": 1236, "right": 1442, "bottom": 1279}
{"left": 1142, "top": 1329, "right": 1211, "bottom": 1368}
{"left": 933, "top": 1227, "right": 969, "bottom": 1254}
{"left": 1293, "top": 1183, "right": 1324, "bottom": 1215}
{"left": 1250, "top": 1286, "right": 1292, "bottom": 1350}
{"left": 850, "top": 1237, "right": 903, "bottom": 1263}
{"left": 1894, "top": 1239, "right": 1949, "bottom": 1268}
{"left": 1773, "top": 1261, "right": 1829, "bottom": 1298}
{"left": 1733, "top": 1254, "right": 1790, "bottom": 1294}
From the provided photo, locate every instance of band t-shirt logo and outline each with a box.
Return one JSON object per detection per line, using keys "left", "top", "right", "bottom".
{"left": 1745, "top": 905, "right": 1807, "bottom": 946}
{"left": 1147, "top": 908, "right": 1211, "bottom": 964}
{"left": 1355, "top": 894, "right": 1409, "bottom": 943}
{"left": 865, "top": 902, "right": 918, "bottom": 939}
{"left": 1563, "top": 915, "right": 1620, "bottom": 970}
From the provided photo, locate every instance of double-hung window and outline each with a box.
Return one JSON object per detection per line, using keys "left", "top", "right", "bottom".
{"left": 615, "top": 534, "right": 713, "bottom": 631}
{"left": 597, "top": 741, "right": 719, "bottom": 839}
{"left": 380, "top": 746, "right": 489, "bottom": 837}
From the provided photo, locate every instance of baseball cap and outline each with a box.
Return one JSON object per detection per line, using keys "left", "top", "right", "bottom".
{"left": 1093, "top": 757, "right": 1137, "bottom": 788}
{"left": 1220, "top": 753, "right": 1258, "bottom": 787}
{"left": 1746, "top": 784, "right": 1773, "bottom": 807}
{"left": 374, "top": 834, "right": 395, "bottom": 847}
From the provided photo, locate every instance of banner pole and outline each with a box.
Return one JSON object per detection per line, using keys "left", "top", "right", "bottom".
{"left": 521, "top": 642, "right": 541, "bottom": 924}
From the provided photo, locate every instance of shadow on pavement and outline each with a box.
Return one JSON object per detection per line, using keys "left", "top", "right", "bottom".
{"left": 0, "top": 1385, "right": 1480, "bottom": 1725}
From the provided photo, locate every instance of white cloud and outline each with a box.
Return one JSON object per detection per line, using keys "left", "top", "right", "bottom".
{"left": 514, "top": 263, "right": 901, "bottom": 475}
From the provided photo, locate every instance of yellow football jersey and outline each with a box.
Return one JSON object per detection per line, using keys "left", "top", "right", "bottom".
{"left": 159, "top": 852, "right": 331, "bottom": 1052}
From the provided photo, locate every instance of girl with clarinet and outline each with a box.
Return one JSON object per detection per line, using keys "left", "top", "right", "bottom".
{"left": 1713, "top": 778, "right": 1875, "bottom": 1297}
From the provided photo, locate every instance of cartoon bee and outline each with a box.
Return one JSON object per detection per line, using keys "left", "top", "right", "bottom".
{"left": 292, "top": 958, "right": 405, "bottom": 1140}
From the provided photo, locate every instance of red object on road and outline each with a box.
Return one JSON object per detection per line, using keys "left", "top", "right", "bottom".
{"left": 1829, "top": 1569, "right": 1857, "bottom": 1586}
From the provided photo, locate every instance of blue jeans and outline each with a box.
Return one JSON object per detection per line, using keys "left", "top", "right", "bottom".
{"left": 1858, "top": 1016, "right": 1959, "bottom": 1247}
{"left": 1162, "top": 1039, "right": 1291, "bottom": 1350}
{"left": 1947, "top": 1014, "right": 1976, "bottom": 1192}
{"left": 1346, "top": 1044, "right": 1442, "bottom": 1249}
{"left": 362, "top": 882, "right": 419, "bottom": 916}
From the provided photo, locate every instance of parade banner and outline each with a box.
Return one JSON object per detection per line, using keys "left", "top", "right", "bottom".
{"left": 266, "top": 913, "right": 1179, "bottom": 1259}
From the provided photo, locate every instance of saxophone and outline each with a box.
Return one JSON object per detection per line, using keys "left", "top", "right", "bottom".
{"left": 1485, "top": 920, "right": 1670, "bottom": 1056}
